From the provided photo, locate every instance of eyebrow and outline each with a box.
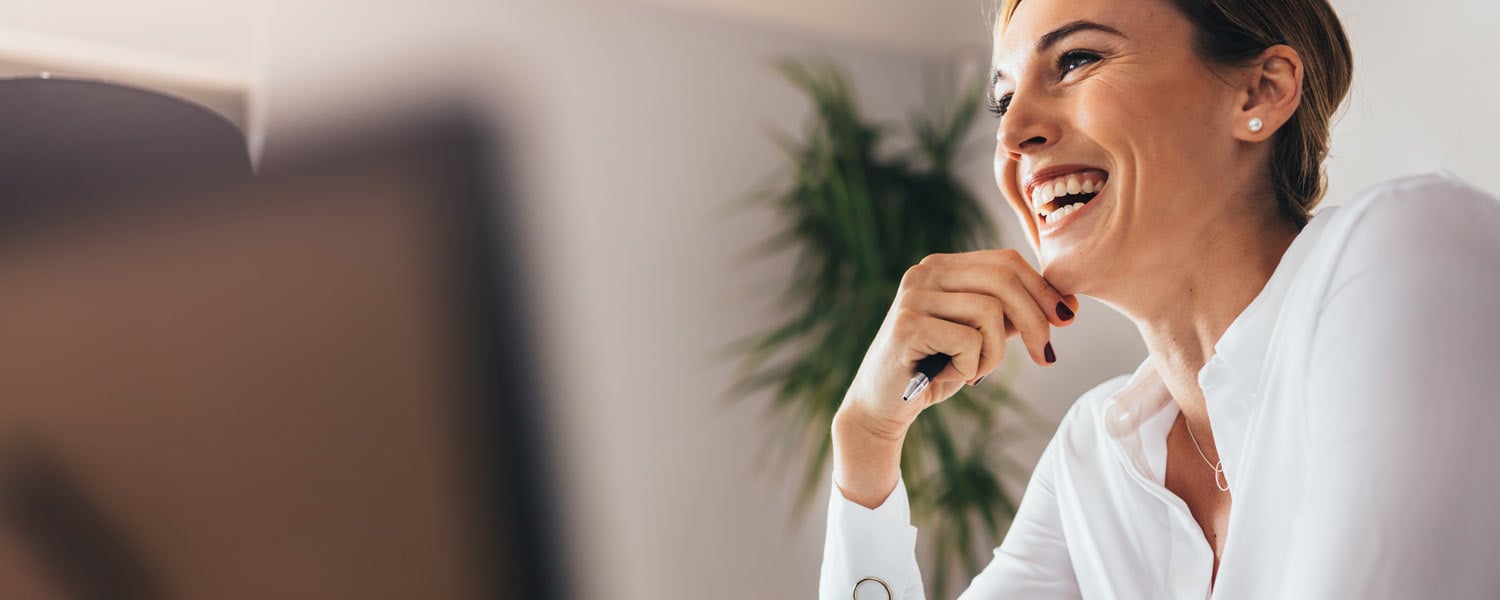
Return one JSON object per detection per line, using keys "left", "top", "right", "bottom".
{"left": 992, "top": 20, "right": 1126, "bottom": 84}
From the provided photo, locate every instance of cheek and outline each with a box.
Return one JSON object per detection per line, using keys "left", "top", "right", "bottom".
{"left": 995, "top": 152, "right": 1040, "bottom": 249}
{"left": 1073, "top": 75, "right": 1219, "bottom": 206}
{"left": 1073, "top": 75, "right": 1161, "bottom": 155}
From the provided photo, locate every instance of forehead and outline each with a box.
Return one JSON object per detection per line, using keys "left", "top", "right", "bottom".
{"left": 991, "top": 0, "right": 1167, "bottom": 65}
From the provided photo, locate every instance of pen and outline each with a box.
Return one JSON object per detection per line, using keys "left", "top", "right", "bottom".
{"left": 901, "top": 353, "right": 951, "bottom": 401}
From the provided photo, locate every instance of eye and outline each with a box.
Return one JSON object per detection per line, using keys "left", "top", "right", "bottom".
{"left": 1058, "top": 50, "right": 1101, "bottom": 76}
{"left": 987, "top": 93, "right": 1013, "bottom": 119}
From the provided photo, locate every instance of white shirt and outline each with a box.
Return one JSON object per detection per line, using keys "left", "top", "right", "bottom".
{"left": 821, "top": 172, "right": 1500, "bottom": 599}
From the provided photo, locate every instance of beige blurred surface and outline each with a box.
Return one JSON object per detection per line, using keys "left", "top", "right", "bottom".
{"left": 0, "top": 164, "right": 482, "bottom": 598}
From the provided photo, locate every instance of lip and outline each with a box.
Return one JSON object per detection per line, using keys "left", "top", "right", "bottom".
{"left": 1022, "top": 164, "right": 1110, "bottom": 207}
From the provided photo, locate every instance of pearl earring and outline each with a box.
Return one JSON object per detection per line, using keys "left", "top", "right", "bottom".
{"left": 1248, "top": 117, "right": 1264, "bottom": 133}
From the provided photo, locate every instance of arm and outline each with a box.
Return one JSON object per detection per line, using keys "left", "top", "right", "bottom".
{"left": 820, "top": 249, "right": 1079, "bottom": 599}
{"left": 819, "top": 411, "right": 924, "bottom": 599}
{"left": 820, "top": 408, "right": 1083, "bottom": 599}
{"left": 1281, "top": 178, "right": 1500, "bottom": 597}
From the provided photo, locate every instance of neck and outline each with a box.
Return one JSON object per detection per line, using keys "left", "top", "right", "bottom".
{"left": 1103, "top": 207, "right": 1299, "bottom": 447}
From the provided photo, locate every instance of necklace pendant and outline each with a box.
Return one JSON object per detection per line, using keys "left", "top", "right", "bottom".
{"left": 1214, "top": 465, "right": 1231, "bottom": 492}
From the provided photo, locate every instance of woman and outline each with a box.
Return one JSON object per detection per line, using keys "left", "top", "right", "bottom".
{"left": 820, "top": 0, "right": 1500, "bottom": 598}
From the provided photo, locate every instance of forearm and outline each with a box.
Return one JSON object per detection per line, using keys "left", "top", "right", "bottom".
{"left": 831, "top": 407, "right": 906, "bottom": 509}
{"left": 821, "top": 412, "right": 925, "bottom": 599}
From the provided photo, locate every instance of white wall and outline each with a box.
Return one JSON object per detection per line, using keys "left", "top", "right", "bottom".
{"left": 1323, "top": 0, "right": 1500, "bottom": 203}
{"left": 0, "top": 0, "right": 258, "bottom": 65}
{"left": 631, "top": 0, "right": 994, "bottom": 56}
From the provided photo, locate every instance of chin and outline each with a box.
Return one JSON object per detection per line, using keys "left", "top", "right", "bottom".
{"left": 1038, "top": 246, "right": 1098, "bottom": 297}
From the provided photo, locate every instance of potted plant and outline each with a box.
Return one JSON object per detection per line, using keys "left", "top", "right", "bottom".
{"left": 729, "top": 58, "right": 1032, "bottom": 597}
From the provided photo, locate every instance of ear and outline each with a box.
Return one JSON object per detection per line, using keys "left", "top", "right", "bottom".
{"left": 1232, "top": 45, "right": 1304, "bottom": 143}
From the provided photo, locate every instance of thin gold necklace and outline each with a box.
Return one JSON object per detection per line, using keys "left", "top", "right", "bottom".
{"left": 1183, "top": 416, "right": 1230, "bottom": 492}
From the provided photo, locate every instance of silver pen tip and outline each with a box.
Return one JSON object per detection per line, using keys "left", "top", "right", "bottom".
{"left": 902, "top": 374, "right": 929, "bottom": 401}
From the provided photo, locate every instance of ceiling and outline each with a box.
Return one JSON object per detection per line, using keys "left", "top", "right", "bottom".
{"left": 628, "top": 0, "right": 996, "bottom": 57}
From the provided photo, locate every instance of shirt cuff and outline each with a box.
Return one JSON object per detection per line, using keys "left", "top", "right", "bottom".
{"left": 819, "top": 474, "right": 921, "bottom": 599}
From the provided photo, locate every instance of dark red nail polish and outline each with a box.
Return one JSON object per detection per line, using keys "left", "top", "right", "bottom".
{"left": 1056, "top": 302, "right": 1074, "bottom": 321}
{"left": 1044, "top": 342, "right": 1056, "bottom": 364}
{"left": 974, "top": 375, "right": 988, "bottom": 386}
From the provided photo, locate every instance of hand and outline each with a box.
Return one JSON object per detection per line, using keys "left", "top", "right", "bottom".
{"left": 838, "top": 249, "right": 1077, "bottom": 441}
{"left": 832, "top": 250, "right": 1077, "bottom": 507}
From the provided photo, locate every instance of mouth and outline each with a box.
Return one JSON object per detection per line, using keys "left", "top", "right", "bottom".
{"left": 1028, "top": 169, "right": 1109, "bottom": 226}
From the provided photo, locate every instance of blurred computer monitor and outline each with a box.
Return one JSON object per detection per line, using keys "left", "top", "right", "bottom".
{"left": 0, "top": 115, "right": 565, "bottom": 600}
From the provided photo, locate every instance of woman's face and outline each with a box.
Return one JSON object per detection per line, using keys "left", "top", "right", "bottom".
{"left": 991, "top": 0, "right": 1251, "bottom": 296}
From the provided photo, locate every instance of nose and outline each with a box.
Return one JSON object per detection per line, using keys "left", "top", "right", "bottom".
{"left": 996, "top": 87, "right": 1061, "bottom": 162}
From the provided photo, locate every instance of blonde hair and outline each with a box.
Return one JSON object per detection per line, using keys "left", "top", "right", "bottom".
{"left": 994, "top": 0, "right": 1353, "bottom": 226}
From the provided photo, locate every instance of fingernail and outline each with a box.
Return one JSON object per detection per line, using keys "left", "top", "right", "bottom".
{"left": 1056, "top": 302, "right": 1074, "bottom": 321}
{"left": 974, "top": 375, "right": 987, "bottom": 386}
{"left": 1044, "top": 342, "right": 1056, "bottom": 364}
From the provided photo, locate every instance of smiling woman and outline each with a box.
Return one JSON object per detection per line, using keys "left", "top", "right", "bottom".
{"left": 820, "top": 0, "right": 1500, "bottom": 598}
{"left": 985, "top": 0, "right": 1351, "bottom": 298}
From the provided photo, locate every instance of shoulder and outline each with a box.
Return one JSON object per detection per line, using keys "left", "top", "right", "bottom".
{"left": 1346, "top": 170, "right": 1491, "bottom": 205}
{"left": 1317, "top": 172, "right": 1500, "bottom": 254}
{"left": 1305, "top": 172, "right": 1500, "bottom": 281}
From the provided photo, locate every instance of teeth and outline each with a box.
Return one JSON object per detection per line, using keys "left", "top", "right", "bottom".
{"left": 1032, "top": 185, "right": 1054, "bottom": 209}
{"left": 1029, "top": 173, "right": 1108, "bottom": 211}
{"left": 1045, "top": 202, "right": 1086, "bottom": 223}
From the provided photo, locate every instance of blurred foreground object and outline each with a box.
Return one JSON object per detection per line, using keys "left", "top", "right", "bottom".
{"left": 729, "top": 59, "right": 1025, "bottom": 597}
{"left": 0, "top": 92, "right": 566, "bottom": 599}
{"left": 0, "top": 76, "right": 252, "bottom": 196}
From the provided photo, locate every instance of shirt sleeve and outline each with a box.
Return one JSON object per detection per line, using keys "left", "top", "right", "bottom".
{"left": 819, "top": 474, "right": 924, "bottom": 599}
{"left": 957, "top": 423, "right": 1082, "bottom": 599}
{"left": 1284, "top": 173, "right": 1500, "bottom": 598}
{"left": 820, "top": 415, "right": 1083, "bottom": 600}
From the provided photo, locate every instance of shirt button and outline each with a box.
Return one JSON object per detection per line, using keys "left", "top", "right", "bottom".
{"left": 854, "top": 576, "right": 892, "bottom": 600}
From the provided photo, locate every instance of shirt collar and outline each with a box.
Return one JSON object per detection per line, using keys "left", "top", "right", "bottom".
{"left": 1202, "top": 205, "right": 1339, "bottom": 391}
{"left": 1102, "top": 359, "right": 1172, "bottom": 439}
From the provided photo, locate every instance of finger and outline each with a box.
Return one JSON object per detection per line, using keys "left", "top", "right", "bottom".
{"left": 915, "top": 250, "right": 1076, "bottom": 326}
{"left": 899, "top": 290, "right": 1007, "bottom": 381}
{"left": 953, "top": 250, "right": 1072, "bottom": 325}
{"left": 891, "top": 309, "right": 983, "bottom": 383}
{"left": 935, "top": 261, "right": 1070, "bottom": 329}
{"left": 906, "top": 263, "right": 1056, "bottom": 368}
{"left": 1058, "top": 293, "right": 1080, "bottom": 324}
{"left": 912, "top": 264, "right": 1053, "bottom": 366}
{"left": 985, "top": 276, "right": 1054, "bottom": 366}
